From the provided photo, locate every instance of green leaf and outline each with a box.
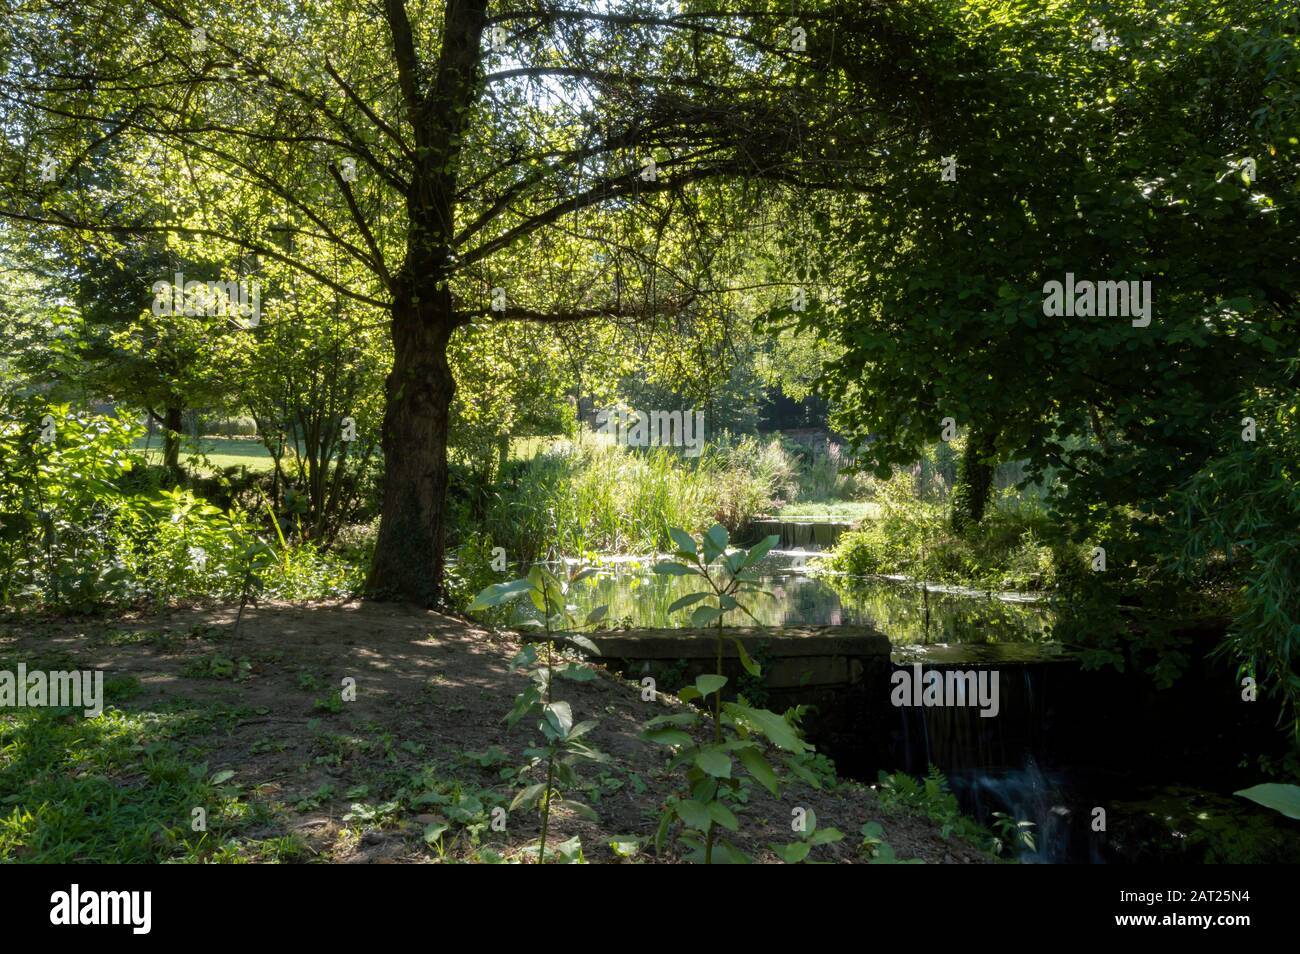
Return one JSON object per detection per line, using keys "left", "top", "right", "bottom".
{"left": 583, "top": 605, "right": 608, "bottom": 626}
{"left": 566, "top": 719, "right": 599, "bottom": 740}
{"left": 732, "top": 638, "right": 761, "bottom": 677}
{"left": 694, "top": 747, "right": 733, "bottom": 778}
{"left": 802, "top": 808, "right": 818, "bottom": 835}
{"left": 690, "top": 605, "right": 723, "bottom": 627}
{"left": 556, "top": 799, "right": 599, "bottom": 822}
{"left": 723, "top": 702, "right": 810, "bottom": 753}
{"left": 695, "top": 674, "right": 727, "bottom": 697}
{"left": 667, "top": 592, "right": 711, "bottom": 613}
{"left": 775, "top": 840, "right": 811, "bottom": 863}
{"left": 654, "top": 809, "right": 674, "bottom": 853}
{"left": 643, "top": 727, "right": 693, "bottom": 746}
{"left": 544, "top": 701, "right": 573, "bottom": 737}
{"left": 702, "top": 524, "right": 729, "bottom": 562}
{"left": 810, "top": 827, "right": 844, "bottom": 846}
{"left": 423, "top": 822, "right": 449, "bottom": 844}
{"left": 551, "top": 835, "right": 585, "bottom": 863}
{"left": 691, "top": 776, "right": 719, "bottom": 803}
{"left": 509, "top": 644, "right": 538, "bottom": 670}
{"left": 653, "top": 561, "right": 697, "bottom": 577}
{"left": 737, "top": 746, "right": 779, "bottom": 795}
{"left": 610, "top": 836, "right": 640, "bottom": 858}
{"left": 742, "top": 534, "right": 780, "bottom": 567}
{"left": 644, "top": 712, "right": 699, "bottom": 728}
{"left": 557, "top": 663, "right": 595, "bottom": 682}
{"left": 510, "top": 783, "right": 546, "bottom": 811}
{"left": 674, "top": 799, "right": 712, "bottom": 831}
{"left": 668, "top": 527, "right": 698, "bottom": 556}
{"left": 707, "top": 800, "right": 739, "bottom": 831}
{"left": 784, "top": 754, "right": 822, "bottom": 788}
{"left": 469, "top": 577, "right": 532, "bottom": 610}
{"left": 565, "top": 634, "right": 599, "bottom": 654}
{"left": 210, "top": 770, "right": 236, "bottom": 785}
{"left": 1235, "top": 783, "right": 1300, "bottom": 820}
{"left": 708, "top": 840, "right": 751, "bottom": 864}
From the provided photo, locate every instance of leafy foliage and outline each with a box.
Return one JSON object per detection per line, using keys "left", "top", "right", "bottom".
{"left": 642, "top": 524, "right": 824, "bottom": 864}
{"left": 470, "top": 564, "right": 609, "bottom": 863}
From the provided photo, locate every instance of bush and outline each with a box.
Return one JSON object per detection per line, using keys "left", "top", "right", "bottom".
{"left": 791, "top": 438, "right": 873, "bottom": 502}
{"left": 444, "top": 531, "right": 510, "bottom": 619}
{"left": 201, "top": 414, "right": 258, "bottom": 438}
{"left": 828, "top": 472, "right": 1069, "bottom": 591}
{"left": 0, "top": 396, "right": 358, "bottom": 610}
{"left": 0, "top": 399, "right": 147, "bottom": 607}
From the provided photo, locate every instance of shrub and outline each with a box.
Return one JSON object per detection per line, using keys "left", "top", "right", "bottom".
{"left": 0, "top": 396, "right": 357, "bottom": 610}
{"left": 828, "top": 477, "right": 1068, "bottom": 592}
{"left": 201, "top": 414, "right": 258, "bottom": 438}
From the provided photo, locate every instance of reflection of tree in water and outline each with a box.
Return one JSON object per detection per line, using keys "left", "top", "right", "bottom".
{"left": 544, "top": 561, "right": 1053, "bottom": 643}
{"left": 825, "top": 577, "right": 1054, "bottom": 645}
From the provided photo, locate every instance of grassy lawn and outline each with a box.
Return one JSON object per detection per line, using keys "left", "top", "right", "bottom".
{"left": 776, "top": 500, "right": 881, "bottom": 521}
{"left": 132, "top": 437, "right": 275, "bottom": 472}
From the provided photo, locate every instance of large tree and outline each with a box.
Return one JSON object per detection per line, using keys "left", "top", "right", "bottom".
{"left": 795, "top": 0, "right": 1300, "bottom": 715}
{"left": 801, "top": 0, "right": 1298, "bottom": 526}
{"left": 1, "top": 0, "right": 882, "bottom": 603}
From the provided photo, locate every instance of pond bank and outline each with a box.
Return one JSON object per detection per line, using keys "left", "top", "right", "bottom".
{"left": 0, "top": 602, "right": 990, "bottom": 863}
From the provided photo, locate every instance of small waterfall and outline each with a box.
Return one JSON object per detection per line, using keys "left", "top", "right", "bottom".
{"left": 950, "top": 764, "right": 1105, "bottom": 863}
{"left": 884, "top": 647, "right": 1260, "bottom": 863}
{"left": 748, "top": 518, "right": 853, "bottom": 549}
{"left": 894, "top": 663, "right": 1056, "bottom": 776}
{"left": 891, "top": 659, "right": 1099, "bottom": 861}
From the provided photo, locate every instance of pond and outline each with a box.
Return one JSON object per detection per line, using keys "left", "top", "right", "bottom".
{"left": 521, "top": 552, "right": 1055, "bottom": 645}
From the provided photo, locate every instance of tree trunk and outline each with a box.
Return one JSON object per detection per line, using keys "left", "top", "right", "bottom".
{"left": 162, "top": 405, "right": 183, "bottom": 481}
{"left": 365, "top": 295, "right": 457, "bottom": 605}
{"left": 366, "top": 0, "right": 484, "bottom": 604}
{"left": 496, "top": 432, "right": 510, "bottom": 478}
{"left": 950, "top": 428, "right": 997, "bottom": 535}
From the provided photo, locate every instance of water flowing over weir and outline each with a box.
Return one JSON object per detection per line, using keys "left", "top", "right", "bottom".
{"left": 744, "top": 517, "right": 854, "bottom": 550}
{"left": 888, "top": 645, "right": 1098, "bottom": 862}
{"left": 885, "top": 632, "right": 1276, "bottom": 862}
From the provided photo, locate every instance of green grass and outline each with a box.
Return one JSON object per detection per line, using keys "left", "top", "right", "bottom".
{"left": 0, "top": 700, "right": 291, "bottom": 862}
{"left": 132, "top": 436, "right": 275, "bottom": 472}
{"left": 472, "top": 435, "right": 794, "bottom": 562}
{"left": 509, "top": 435, "right": 575, "bottom": 459}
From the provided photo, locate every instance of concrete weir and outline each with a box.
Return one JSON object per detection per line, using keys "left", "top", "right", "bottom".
{"left": 584, "top": 625, "right": 896, "bottom": 768}
{"left": 745, "top": 518, "right": 853, "bottom": 549}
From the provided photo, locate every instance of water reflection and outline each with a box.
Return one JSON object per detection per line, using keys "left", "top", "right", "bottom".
{"left": 529, "top": 553, "right": 1054, "bottom": 645}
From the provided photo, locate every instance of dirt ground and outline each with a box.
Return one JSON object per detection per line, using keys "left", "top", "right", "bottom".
{"left": 0, "top": 599, "right": 991, "bottom": 863}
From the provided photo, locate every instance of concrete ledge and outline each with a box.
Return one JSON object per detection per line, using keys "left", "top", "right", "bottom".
{"left": 584, "top": 625, "right": 891, "bottom": 661}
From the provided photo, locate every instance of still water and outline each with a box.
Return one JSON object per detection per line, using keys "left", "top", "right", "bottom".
{"left": 534, "top": 552, "right": 1054, "bottom": 645}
